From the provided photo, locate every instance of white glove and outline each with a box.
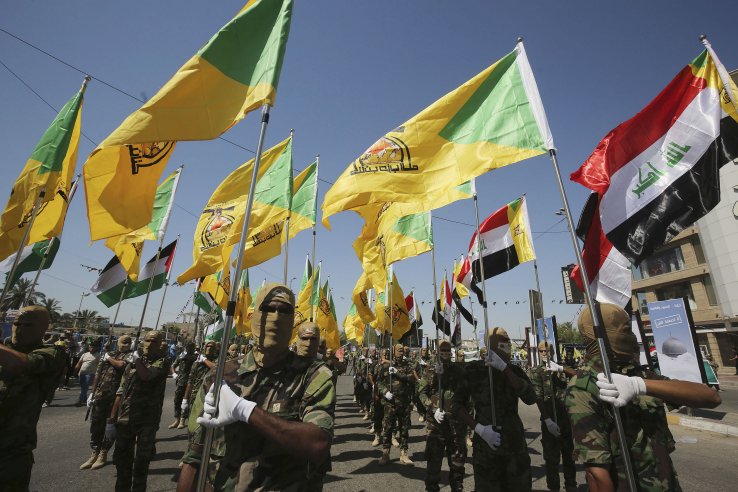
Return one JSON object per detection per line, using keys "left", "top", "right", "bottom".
{"left": 129, "top": 352, "right": 140, "bottom": 364}
{"left": 474, "top": 423, "right": 501, "bottom": 450}
{"left": 546, "top": 360, "right": 564, "bottom": 373}
{"left": 366, "top": 358, "right": 373, "bottom": 364}
{"left": 86, "top": 394, "right": 94, "bottom": 407}
{"left": 434, "top": 362, "right": 444, "bottom": 375}
{"left": 384, "top": 391, "right": 393, "bottom": 401}
{"left": 434, "top": 408, "right": 445, "bottom": 424}
{"left": 197, "top": 354, "right": 206, "bottom": 363}
{"left": 181, "top": 399, "right": 189, "bottom": 412}
{"left": 485, "top": 351, "right": 507, "bottom": 371}
{"left": 359, "top": 355, "right": 365, "bottom": 360}
{"left": 596, "top": 372, "right": 646, "bottom": 407}
{"left": 197, "top": 383, "right": 257, "bottom": 428}
{"left": 105, "top": 423, "right": 116, "bottom": 441}
{"left": 419, "top": 359, "right": 428, "bottom": 366}
{"left": 172, "top": 371, "right": 178, "bottom": 379}
{"left": 544, "top": 418, "right": 561, "bottom": 437}
{"left": 316, "top": 353, "right": 324, "bottom": 360}
{"left": 388, "top": 366, "right": 398, "bottom": 375}
{"left": 102, "top": 352, "right": 110, "bottom": 362}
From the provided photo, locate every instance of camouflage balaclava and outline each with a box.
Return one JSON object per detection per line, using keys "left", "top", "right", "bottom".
{"left": 11, "top": 306, "right": 50, "bottom": 348}
{"left": 420, "top": 347, "right": 429, "bottom": 359}
{"left": 537, "top": 341, "right": 553, "bottom": 360}
{"left": 579, "top": 303, "right": 639, "bottom": 365}
{"left": 296, "top": 322, "right": 320, "bottom": 358}
{"left": 456, "top": 348, "right": 466, "bottom": 363}
{"left": 141, "top": 331, "right": 164, "bottom": 359}
{"left": 393, "top": 343, "right": 404, "bottom": 363}
{"left": 228, "top": 344, "right": 239, "bottom": 358}
{"left": 251, "top": 283, "right": 295, "bottom": 368}
{"left": 488, "top": 327, "right": 511, "bottom": 363}
{"left": 118, "top": 335, "right": 133, "bottom": 353}
{"left": 438, "top": 340, "right": 452, "bottom": 364}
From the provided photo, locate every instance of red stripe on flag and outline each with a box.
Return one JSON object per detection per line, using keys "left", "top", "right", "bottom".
{"left": 571, "top": 66, "right": 707, "bottom": 194}
{"left": 467, "top": 204, "right": 510, "bottom": 252}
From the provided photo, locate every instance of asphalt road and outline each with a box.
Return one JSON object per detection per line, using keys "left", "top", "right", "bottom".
{"left": 29, "top": 373, "right": 738, "bottom": 491}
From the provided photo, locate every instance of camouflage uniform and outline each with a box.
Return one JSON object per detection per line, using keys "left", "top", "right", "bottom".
{"left": 376, "top": 358, "right": 415, "bottom": 452}
{"left": 89, "top": 349, "right": 129, "bottom": 452}
{"left": 415, "top": 354, "right": 431, "bottom": 417}
{"left": 172, "top": 351, "right": 197, "bottom": 420}
{"left": 113, "top": 357, "right": 168, "bottom": 491}
{"left": 453, "top": 360, "right": 537, "bottom": 492}
{"left": 418, "top": 362, "right": 466, "bottom": 492}
{"left": 182, "top": 350, "right": 335, "bottom": 491}
{"left": 370, "top": 357, "right": 384, "bottom": 436}
{"left": 186, "top": 360, "right": 213, "bottom": 432}
{"left": 565, "top": 359, "right": 681, "bottom": 491}
{"left": 530, "top": 365, "right": 576, "bottom": 491}
{"left": 0, "top": 342, "right": 66, "bottom": 490}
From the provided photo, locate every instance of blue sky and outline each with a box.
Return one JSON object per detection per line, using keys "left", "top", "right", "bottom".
{"left": 1, "top": 1, "right": 735, "bottom": 341}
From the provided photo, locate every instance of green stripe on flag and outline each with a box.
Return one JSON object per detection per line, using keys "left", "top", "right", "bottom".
{"left": 291, "top": 161, "right": 317, "bottom": 222}
{"left": 392, "top": 212, "right": 432, "bottom": 244}
{"left": 254, "top": 137, "right": 293, "bottom": 209}
{"left": 29, "top": 92, "right": 84, "bottom": 174}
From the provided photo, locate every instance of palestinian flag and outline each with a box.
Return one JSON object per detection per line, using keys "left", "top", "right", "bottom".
{"left": 465, "top": 196, "right": 535, "bottom": 293}
{"left": 194, "top": 284, "right": 223, "bottom": 322}
{"left": 571, "top": 47, "right": 738, "bottom": 266}
{"left": 432, "top": 278, "right": 453, "bottom": 336}
{"left": 570, "top": 193, "right": 632, "bottom": 307}
{"left": 92, "top": 239, "right": 178, "bottom": 307}
{"left": 0, "top": 237, "right": 60, "bottom": 288}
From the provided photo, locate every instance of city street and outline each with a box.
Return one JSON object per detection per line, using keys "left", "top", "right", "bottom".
{"left": 30, "top": 374, "right": 738, "bottom": 491}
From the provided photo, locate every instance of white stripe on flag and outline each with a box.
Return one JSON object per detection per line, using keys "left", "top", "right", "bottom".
{"left": 471, "top": 224, "right": 514, "bottom": 262}
{"left": 600, "top": 87, "right": 722, "bottom": 234}
{"left": 91, "top": 261, "right": 127, "bottom": 293}
{"left": 589, "top": 246, "right": 632, "bottom": 307}
{"left": 515, "top": 42, "right": 555, "bottom": 151}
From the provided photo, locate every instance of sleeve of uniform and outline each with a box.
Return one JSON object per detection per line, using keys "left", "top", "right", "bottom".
{"left": 565, "top": 373, "right": 613, "bottom": 466}
{"left": 24, "top": 347, "right": 60, "bottom": 375}
{"left": 376, "top": 366, "right": 388, "bottom": 395}
{"left": 511, "top": 365, "right": 537, "bottom": 405}
{"left": 300, "top": 365, "right": 336, "bottom": 439}
{"left": 530, "top": 366, "right": 544, "bottom": 400}
{"left": 450, "top": 366, "right": 470, "bottom": 415}
{"left": 116, "top": 366, "right": 129, "bottom": 396}
{"left": 417, "top": 369, "right": 432, "bottom": 408}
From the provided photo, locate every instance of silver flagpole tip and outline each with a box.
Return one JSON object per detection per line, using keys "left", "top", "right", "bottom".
{"left": 517, "top": 37, "right": 524, "bottom": 44}
{"left": 699, "top": 34, "right": 707, "bottom": 41}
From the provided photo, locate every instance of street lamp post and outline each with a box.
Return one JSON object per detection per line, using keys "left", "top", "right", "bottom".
{"left": 289, "top": 276, "right": 297, "bottom": 291}
{"left": 72, "top": 292, "right": 90, "bottom": 330}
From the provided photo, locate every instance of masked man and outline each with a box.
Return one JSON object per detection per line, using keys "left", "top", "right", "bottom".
{"left": 0, "top": 306, "right": 66, "bottom": 490}
{"left": 178, "top": 283, "right": 336, "bottom": 491}
{"left": 227, "top": 344, "right": 241, "bottom": 362}
{"left": 107, "top": 330, "right": 168, "bottom": 492}
{"left": 355, "top": 347, "right": 371, "bottom": 420}
{"left": 453, "top": 327, "right": 537, "bottom": 491}
{"left": 296, "top": 322, "right": 320, "bottom": 359}
{"left": 324, "top": 348, "right": 345, "bottom": 385}
{"left": 182, "top": 341, "right": 219, "bottom": 430}
{"left": 169, "top": 342, "right": 197, "bottom": 429}
{"left": 81, "top": 335, "right": 133, "bottom": 471}
{"left": 418, "top": 340, "right": 466, "bottom": 492}
{"left": 530, "top": 341, "right": 576, "bottom": 492}
{"left": 566, "top": 304, "right": 720, "bottom": 491}
{"left": 376, "top": 343, "right": 416, "bottom": 466}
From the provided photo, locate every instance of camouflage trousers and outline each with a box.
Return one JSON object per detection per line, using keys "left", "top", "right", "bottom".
{"left": 472, "top": 441, "right": 531, "bottom": 492}
{"left": 0, "top": 450, "right": 34, "bottom": 492}
{"left": 382, "top": 400, "right": 410, "bottom": 451}
{"left": 173, "top": 383, "right": 188, "bottom": 420}
{"left": 541, "top": 400, "right": 576, "bottom": 491}
{"left": 372, "top": 396, "right": 384, "bottom": 434}
{"left": 114, "top": 422, "right": 158, "bottom": 492}
{"left": 425, "top": 421, "right": 466, "bottom": 492}
{"left": 89, "top": 394, "right": 116, "bottom": 451}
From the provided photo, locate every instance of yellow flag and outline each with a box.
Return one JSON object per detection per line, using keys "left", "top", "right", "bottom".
{"left": 234, "top": 270, "right": 252, "bottom": 336}
{"left": 84, "top": 0, "right": 293, "bottom": 240}
{"left": 316, "top": 281, "right": 340, "bottom": 351}
{"left": 294, "top": 259, "right": 320, "bottom": 327}
{"left": 384, "top": 272, "right": 411, "bottom": 341}
{"left": 0, "top": 82, "right": 85, "bottom": 261}
{"left": 351, "top": 271, "right": 375, "bottom": 324}
{"left": 453, "top": 256, "right": 469, "bottom": 299}
{"left": 177, "top": 137, "right": 290, "bottom": 284}
{"left": 322, "top": 44, "right": 552, "bottom": 226}
{"left": 199, "top": 269, "right": 231, "bottom": 310}
{"left": 343, "top": 304, "right": 365, "bottom": 346}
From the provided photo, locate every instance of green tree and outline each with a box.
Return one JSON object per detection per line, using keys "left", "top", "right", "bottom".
{"left": 557, "top": 321, "right": 583, "bottom": 344}
{"left": 74, "top": 309, "right": 99, "bottom": 330}
{"left": 40, "top": 297, "right": 62, "bottom": 322}
{"left": 0, "top": 278, "right": 45, "bottom": 311}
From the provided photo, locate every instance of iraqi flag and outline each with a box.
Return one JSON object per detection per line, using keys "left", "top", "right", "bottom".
{"left": 465, "top": 196, "right": 535, "bottom": 298}
{"left": 571, "top": 47, "right": 738, "bottom": 267}
{"left": 432, "top": 278, "right": 453, "bottom": 335}
{"left": 405, "top": 292, "right": 423, "bottom": 331}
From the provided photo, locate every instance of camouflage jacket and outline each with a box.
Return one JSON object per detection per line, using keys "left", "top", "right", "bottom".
{"left": 565, "top": 359, "right": 679, "bottom": 492}
{"left": 418, "top": 361, "right": 465, "bottom": 430}
{"left": 172, "top": 352, "right": 198, "bottom": 387}
{"left": 187, "top": 361, "right": 212, "bottom": 400}
{"left": 195, "top": 350, "right": 336, "bottom": 490}
{"left": 0, "top": 343, "right": 66, "bottom": 453}
{"left": 452, "top": 360, "right": 537, "bottom": 456}
{"left": 376, "top": 359, "right": 416, "bottom": 402}
{"left": 92, "top": 350, "right": 130, "bottom": 400}
{"left": 115, "top": 357, "right": 168, "bottom": 426}
{"left": 529, "top": 364, "right": 568, "bottom": 403}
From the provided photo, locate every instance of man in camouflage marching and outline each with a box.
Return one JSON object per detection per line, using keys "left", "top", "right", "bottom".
{"left": 182, "top": 341, "right": 218, "bottom": 431}
{"left": 530, "top": 341, "right": 576, "bottom": 492}
{"left": 105, "top": 330, "right": 168, "bottom": 492}
{"left": 178, "top": 283, "right": 336, "bottom": 491}
{"left": 324, "top": 347, "right": 345, "bottom": 385}
{"left": 0, "top": 306, "right": 66, "bottom": 490}
{"left": 354, "top": 346, "right": 371, "bottom": 419}
{"left": 566, "top": 303, "right": 721, "bottom": 491}
{"left": 453, "top": 327, "right": 537, "bottom": 491}
{"left": 169, "top": 341, "right": 197, "bottom": 429}
{"left": 367, "top": 347, "right": 385, "bottom": 446}
{"left": 377, "top": 343, "right": 416, "bottom": 465}
{"left": 80, "top": 335, "right": 133, "bottom": 471}
{"left": 418, "top": 340, "right": 466, "bottom": 491}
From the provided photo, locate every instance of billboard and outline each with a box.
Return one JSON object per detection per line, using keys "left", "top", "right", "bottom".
{"left": 561, "top": 264, "right": 585, "bottom": 304}
{"left": 646, "top": 298, "right": 706, "bottom": 384}
{"left": 536, "top": 316, "right": 560, "bottom": 362}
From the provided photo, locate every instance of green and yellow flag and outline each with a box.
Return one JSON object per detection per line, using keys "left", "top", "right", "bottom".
{"left": 295, "top": 257, "right": 320, "bottom": 327}
{"left": 289, "top": 161, "right": 318, "bottom": 236}
{"left": 380, "top": 271, "right": 411, "bottom": 341}
{"left": 199, "top": 269, "right": 231, "bottom": 310}
{"left": 343, "top": 303, "right": 365, "bottom": 346}
{"left": 177, "top": 137, "right": 290, "bottom": 284}
{"left": 104, "top": 168, "right": 181, "bottom": 280}
{"left": 237, "top": 136, "right": 292, "bottom": 268}
{"left": 234, "top": 270, "right": 252, "bottom": 335}
{"left": 0, "top": 81, "right": 86, "bottom": 262}
{"left": 316, "top": 280, "right": 340, "bottom": 351}
{"left": 351, "top": 271, "right": 375, "bottom": 325}
{"left": 322, "top": 43, "right": 553, "bottom": 225}
{"left": 84, "top": 0, "right": 293, "bottom": 240}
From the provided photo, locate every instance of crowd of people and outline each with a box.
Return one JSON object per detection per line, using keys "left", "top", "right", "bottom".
{"left": 0, "top": 283, "right": 724, "bottom": 491}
